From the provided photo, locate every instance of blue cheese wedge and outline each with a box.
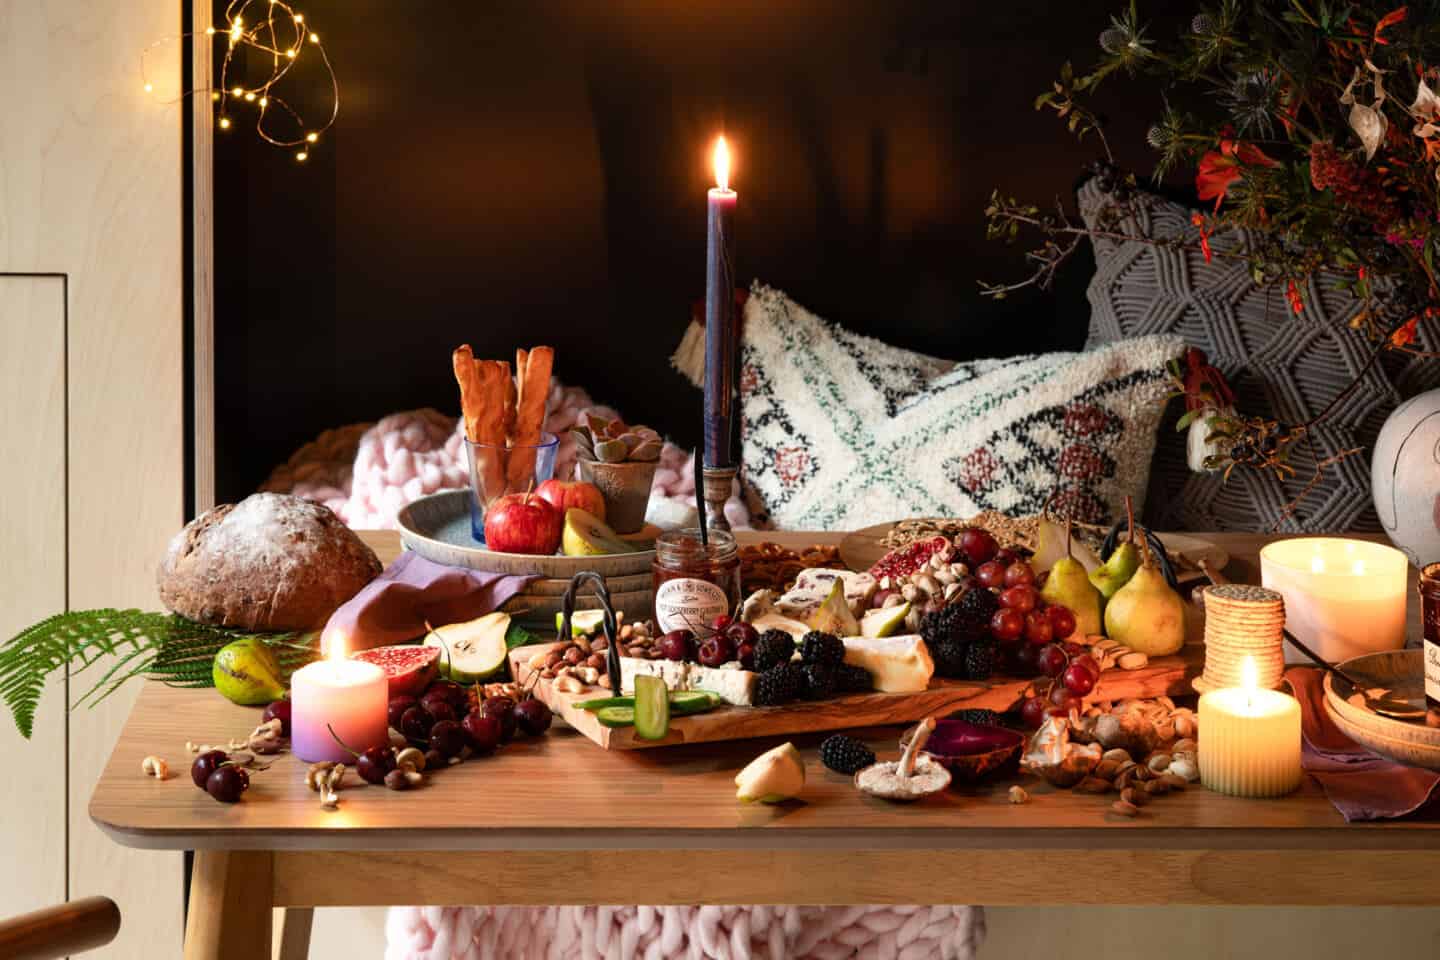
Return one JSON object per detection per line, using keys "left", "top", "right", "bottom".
{"left": 775, "top": 568, "right": 878, "bottom": 621}
{"left": 619, "top": 657, "right": 757, "bottom": 706}
{"left": 841, "top": 635, "right": 934, "bottom": 693}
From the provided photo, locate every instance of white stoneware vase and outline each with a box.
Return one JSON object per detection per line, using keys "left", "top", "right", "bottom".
{"left": 1372, "top": 388, "right": 1440, "bottom": 566}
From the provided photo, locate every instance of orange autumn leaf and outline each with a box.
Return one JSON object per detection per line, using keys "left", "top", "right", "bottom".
{"left": 1196, "top": 140, "right": 1279, "bottom": 209}
{"left": 1391, "top": 317, "right": 1419, "bottom": 347}
{"left": 1375, "top": 7, "right": 1407, "bottom": 44}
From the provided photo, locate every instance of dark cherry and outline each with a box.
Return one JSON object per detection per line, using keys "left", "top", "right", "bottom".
{"left": 697, "top": 634, "right": 736, "bottom": 669}
{"left": 205, "top": 765, "right": 249, "bottom": 803}
{"left": 400, "top": 705, "right": 433, "bottom": 742}
{"left": 658, "top": 629, "right": 696, "bottom": 662}
{"left": 514, "top": 698, "right": 553, "bottom": 736}
{"left": 710, "top": 614, "right": 733, "bottom": 633}
{"left": 261, "top": 699, "right": 292, "bottom": 737}
{"left": 429, "top": 719, "right": 467, "bottom": 758}
{"left": 462, "top": 711, "right": 503, "bottom": 754}
{"left": 424, "top": 748, "right": 445, "bottom": 770}
{"left": 480, "top": 696, "right": 518, "bottom": 744}
{"left": 427, "top": 680, "right": 467, "bottom": 710}
{"left": 424, "top": 700, "right": 458, "bottom": 725}
{"left": 737, "top": 642, "right": 757, "bottom": 671}
{"left": 388, "top": 696, "right": 419, "bottom": 731}
{"left": 356, "top": 746, "right": 396, "bottom": 785}
{"left": 724, "top": 621, "right": 760, "bottom": 648}
{"left": 191, "top": 750, "right": 229, "bottom": 789}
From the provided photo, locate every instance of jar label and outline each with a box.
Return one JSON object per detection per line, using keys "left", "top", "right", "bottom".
{"left": 655, "top": 577, "right": 731, "bottom": 634}
{"left": 1427, "top": 640, "right": 1440, "bottom": 703}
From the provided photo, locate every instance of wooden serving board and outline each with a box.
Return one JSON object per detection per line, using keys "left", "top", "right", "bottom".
{"left": 508, "top": 642, "right": 1202, "bottom": 750}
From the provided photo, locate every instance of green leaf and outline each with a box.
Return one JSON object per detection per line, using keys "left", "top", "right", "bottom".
{"left": 504, "top": 622, "right": 539, "bottom": 651}
{"left": 1175, "top": 409, "right": 1202, "bottom": 431}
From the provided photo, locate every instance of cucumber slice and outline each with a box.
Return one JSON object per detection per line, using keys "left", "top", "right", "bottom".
{"left": 579, "top": 690, "right": 722, "bottom": 717}
{"left": 595, "top": 706, "right": 635, "bottom": 728}
{"left": 633, "top": 675, "right": 670, "bottom": 741}
{"left": 574, "top": 696, "right": 632, "bottom": 712}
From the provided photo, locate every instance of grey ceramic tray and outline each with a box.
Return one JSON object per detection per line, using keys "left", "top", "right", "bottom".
{"left": 396, "top": 489, "right": 655, "bottom": 578}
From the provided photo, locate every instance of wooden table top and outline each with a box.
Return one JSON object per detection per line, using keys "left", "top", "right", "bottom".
{"left": 91, "top": 529, "right": 1438, "bottom": 854}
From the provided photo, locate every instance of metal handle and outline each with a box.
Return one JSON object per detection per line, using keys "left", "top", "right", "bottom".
{"left": 560, "top": 571, "right": 622, "bottom": 694}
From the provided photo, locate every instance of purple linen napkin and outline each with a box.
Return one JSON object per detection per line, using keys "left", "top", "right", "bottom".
{"left": 1287, "top": 666, "right": 1440, "bottom": 822}
{"left": 323, "top": 551, "right": 536, "bottom": 653}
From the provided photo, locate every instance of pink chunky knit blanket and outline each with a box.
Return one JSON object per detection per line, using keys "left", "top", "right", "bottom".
{"left": 261, "top": 379, "right": 752, "bottom": 531}
{"left": 386, "top": 905, "right": 985, "bottom": 960}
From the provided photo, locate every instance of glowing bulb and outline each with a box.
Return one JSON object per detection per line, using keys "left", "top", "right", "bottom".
{"left": 218, "top": 116, "right": 231, "bottom": 129}
{"left": 244, "top": 91, "right": 256, "bottom": 101}
{"left": 286, "top": 48, "right": 297, "bottom": 58}
{"left": 712, "top": 135, "right": 731, "bottom": 191}
{"left": 306, "top": 132, "right": 318, "bottom": 142}
{"left": 232, "top": 85, "right": 244, "bottom": 96}
{"left": 294, "top": 12, "right": 304, "bottom": 22}
{"left": 295, "top": 150, "right": 308, "bottom": 161}
{"left": 211, "top": 91, "right": 220, "bottom": 101}
{"left": 309, "top": 32, "right": 319, "bottom": 42}
{"left": 205, "top": 25, "right": 215, "bottom": 35}
{"left": 258, "top": 96, "right": 268, "bottom": 107}
{"left": 143, "top": 82, "right": 153, "bottom": 93}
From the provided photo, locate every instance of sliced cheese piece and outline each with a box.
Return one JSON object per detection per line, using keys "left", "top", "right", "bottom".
{"left": 775, "top": 568, "right": 878, "bottom": 620}
{"left": 842, "top": 635, "right": 934, "bottom": 694}
{"left": 748, "top": 611, "right": 811, "bottom": 641}
{"left": 619, "top": 657, "right": 757, "bottom": 706}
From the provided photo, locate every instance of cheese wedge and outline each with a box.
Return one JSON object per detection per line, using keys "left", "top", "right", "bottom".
{"left": 841, "top": 635, "right": 934, "bottom": 693}
{"left": 775, "top": 568, "right": 877, "bottom": 620}
{"left": 619, "top": 657, "right": 757, "bottom": 706}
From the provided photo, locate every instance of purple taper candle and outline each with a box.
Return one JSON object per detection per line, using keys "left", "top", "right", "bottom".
{"left": 704, "top": 135, "right": 737, "bottom": 469}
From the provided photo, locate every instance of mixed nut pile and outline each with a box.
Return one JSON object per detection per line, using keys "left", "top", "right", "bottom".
{"left": 524, "top": 613, "right": 658, "bottom": 693}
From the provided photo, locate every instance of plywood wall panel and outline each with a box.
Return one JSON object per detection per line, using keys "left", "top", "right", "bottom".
{"left": 0, "top": 276, "right": 68, "bottom": 919}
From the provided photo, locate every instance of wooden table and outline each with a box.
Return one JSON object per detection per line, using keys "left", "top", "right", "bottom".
{"left": 90, "top": 531, "right": 1440, "bottom": 960}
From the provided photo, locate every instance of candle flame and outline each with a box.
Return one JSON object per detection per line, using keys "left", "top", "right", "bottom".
{"left": 1240, "top": 654, "right": 1258, "bottom": 712}
{"left": 327, "top": 630, "right": 347, "bottom": 662}
{"left": 713, "top": 135, "right": 731, "bottom": 191}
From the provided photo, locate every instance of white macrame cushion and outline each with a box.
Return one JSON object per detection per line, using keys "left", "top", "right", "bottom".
{"left": 738, "top": 283, "right": 1182, "bottom": 530}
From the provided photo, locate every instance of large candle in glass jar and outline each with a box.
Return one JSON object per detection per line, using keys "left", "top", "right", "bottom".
{"left": 1260, "top": 537, "right": 1408, "bottom": 664}
{"left": 290, "top": 632, "right": 389, "bottom": 763}
{"left": 1198, "top": 656, "right": 1302, "bottom": 798}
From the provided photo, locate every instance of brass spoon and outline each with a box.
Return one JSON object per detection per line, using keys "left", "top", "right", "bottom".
{"left": 1283, "top": 629, "right": 1426, "bottom": 722}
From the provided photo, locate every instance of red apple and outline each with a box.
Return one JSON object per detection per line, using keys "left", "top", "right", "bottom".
{"left": 535, "top": 479, "right": 606, "bottom": 522}
{"left": 484, "top": 492, "right": 562, "bottom": 554}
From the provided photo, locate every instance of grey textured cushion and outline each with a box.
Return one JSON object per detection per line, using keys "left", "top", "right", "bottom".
{"left": 1079, "top": 180, "right": 1440, "bottom": 533}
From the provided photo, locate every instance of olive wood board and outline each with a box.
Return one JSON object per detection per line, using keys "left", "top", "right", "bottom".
{"left": 508, "top": 641, "right": 1200, "bottom": 751}
{"left": 838, "top": 521, "right": 1228, "bottom": 584}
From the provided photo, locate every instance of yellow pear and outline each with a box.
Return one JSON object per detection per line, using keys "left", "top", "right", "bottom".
{"left": 1039, "top": 556, "right": 1102, "bottom": 637}
{"left": 1102, "top": 546, "right": 1184, "bottom": 656}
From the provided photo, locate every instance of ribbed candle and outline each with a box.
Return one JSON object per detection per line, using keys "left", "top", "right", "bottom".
{"left": 1198, "top": 686, "right": 1302, "bottom": 798}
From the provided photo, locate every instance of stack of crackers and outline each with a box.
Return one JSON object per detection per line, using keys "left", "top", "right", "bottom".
{"left": 452, "top": 344, "right": 554, "bottom": 499}
{"left": 1193, "top": 583, "right": 1287, "bottom": 692}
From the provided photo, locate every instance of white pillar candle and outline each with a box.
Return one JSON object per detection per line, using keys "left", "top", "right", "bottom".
{"left": 291, "top": 633, "right": 389, "bottom": 763}
{"left": 1198, "top": 657, "right": 1302, "bottom": 798}
{"left": 1260, "top": 537, "right": 1408, "bottom": 664}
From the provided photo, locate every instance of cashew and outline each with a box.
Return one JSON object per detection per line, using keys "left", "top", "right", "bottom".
{"left": 578, "top": 666, "right": 600, "bottom": 685}
{"left": 1008, "top": 785, "right": 1029, "bottom": 804}
{"left": 305, "top": 762, "right": 338, "bottom": 791}
{"left": 554, "top": 674, "right": 584, "bottom": 694}
{"left": 395, "top": 747, "right": 427, "bottom": 772}
{"left": 141, "top": 756, "right": 170, "bottom": 780}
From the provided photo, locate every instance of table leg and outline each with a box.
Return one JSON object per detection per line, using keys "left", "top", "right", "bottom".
{"left": 276, "top": 907, "right": 314, "bottom": 960}
{"left": 184, "top": 851, "right": 273, "bottom": 960}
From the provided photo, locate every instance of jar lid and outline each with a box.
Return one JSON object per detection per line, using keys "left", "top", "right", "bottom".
{"left": 655, "top": 527, "right": 738, "bottom": 565}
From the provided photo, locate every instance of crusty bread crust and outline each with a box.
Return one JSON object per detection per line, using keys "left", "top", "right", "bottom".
{"left": 157, "top": 493, "right": 382, "bottom": 631}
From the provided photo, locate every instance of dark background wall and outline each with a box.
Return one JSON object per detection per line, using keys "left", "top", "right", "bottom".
{"left": 213, "top": 0, "right": 1189, "bottom": 503}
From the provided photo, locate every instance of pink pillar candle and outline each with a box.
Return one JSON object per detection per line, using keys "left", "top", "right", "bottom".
{"left": 290, "top": 657, "right": 389, "bottom": 763}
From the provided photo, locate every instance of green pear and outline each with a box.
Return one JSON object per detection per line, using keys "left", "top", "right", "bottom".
{"left": 1039, "top": 556, "right": 1103, "bottom": 637}
{"left": 1102, "top": 552, "right": 1185, "bottom": 656}
{"left": 809, "top": 578, "right": 861, "bottom": 637}
{"left": 1089, "top": 540, "right": 1140, "bottom": 600}
{"left": 735, "top": 742, "right": 806, "bottom": 803}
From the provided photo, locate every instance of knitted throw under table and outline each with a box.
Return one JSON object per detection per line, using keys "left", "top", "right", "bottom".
{"left": 385, "top": 904, "right": 986, "bottom": 960}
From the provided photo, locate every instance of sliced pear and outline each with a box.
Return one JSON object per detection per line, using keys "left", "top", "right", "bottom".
{"left": 554, "top": 609, "right": 606, "bottom": 637}
{"left": 860, "top": 603, "right": 910, "bottom": 638}
{"left": 562, "top": 508, "right": 636, "bottom": 557}
{"left": 748, "top": 610, "right": 811, "bottom": 641}
{"left": 425, "top": 612, "right": 511, "bottom": 682}
{"left": 808, "top": 578, "right": 861, "bottom": 637}
{"left": 735, "top": 742, "right": 806, "bottom": 803}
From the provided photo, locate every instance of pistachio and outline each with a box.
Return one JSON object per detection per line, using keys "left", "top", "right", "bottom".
{"left": 1172, "top": 738, "right": 1197, "bottom": 755}
{"left": 943, "top": 582, "right": 962, "bottom": 602}
{"left": 1174, "top": 715, "right": 1197, "bottom": 740}
{"left": 1159, "top": 773, "right": 1188, "bottom": 791}
{"left": 1168, "top": 756, "right": 1199, "bottom": 782}
{"left": 1145, "top": 778, "right": 1170, "bottom": 796}
{"left": 1102, "top": 748, "right": 1132, "bottom": 764}
{"left": 913, "top": 573, "right": 941, "bottom": 596}
{"left": 1117, "top": 651, "right": 1149, "bottom": 670}
{"left": 1095, "top": 758, "right": 1121, "bottom": 780}
{"left": 934, "top": 566, "right": 958, "bottom": 585}
{"left": 1147, "top": 753, "right": 1172, "bottom": 774}
{"left": 1076, "top": 777, "right": 1112, "bottom": 794}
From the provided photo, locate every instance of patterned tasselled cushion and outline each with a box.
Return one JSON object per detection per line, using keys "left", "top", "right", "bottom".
{"left": 1080, "top": 179, "right": 1440, "bottom": 533}
{"left": 738, "top": 283, "right": 1182, "bottom": 531}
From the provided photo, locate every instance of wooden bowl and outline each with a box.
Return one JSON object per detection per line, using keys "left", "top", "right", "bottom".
{"left": 1322, "top": 650, "right": 1440, "bottom": 771}
{"left": 900, "top": 719, "right": 1024, "bottom": 785}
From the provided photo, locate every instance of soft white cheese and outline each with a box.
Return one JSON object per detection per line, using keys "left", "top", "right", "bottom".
{"left": 775, "top": 568, "right": 878, "bottom": 620}
{"left": 618, "top": 657, "right": 757, "bottom": 706}
{"left": 841, "top": 635, "right": 935, "bottom": 694}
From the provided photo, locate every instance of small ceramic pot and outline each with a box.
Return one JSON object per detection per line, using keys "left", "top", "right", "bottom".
{"left": 577, "top": 459, "right": 657, "bottom": 534}
{"left": 1372, "top": 387, "right": 1440, "bottom": 565}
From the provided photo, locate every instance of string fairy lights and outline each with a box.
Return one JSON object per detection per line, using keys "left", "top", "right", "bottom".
{"left": 140, "top": 0, "right": 338, "bottom": 162}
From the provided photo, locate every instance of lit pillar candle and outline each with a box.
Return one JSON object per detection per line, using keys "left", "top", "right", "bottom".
{"left": 703, "top": 135, "right": 737, "bottom": 470}
{"left": 1260, "top": 537, "right": 1408, "bottom": 664}
{"left": 290, "top": 632, "right": 389, "bottom": 763}
{"left": 1198, "top": 656, "right": 1303, "bottom": 798}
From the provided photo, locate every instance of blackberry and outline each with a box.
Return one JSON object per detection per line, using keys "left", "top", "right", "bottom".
{"left": 753, "top": 663, "right": 803, "bottom": 706}
{"left": 799, "top": 632, "right": 845, "bottom": 667}
{"left": 919, "top": 606, "right": 964, "bottom": 649}
{"left": 931, "top": 639, "right": 969, "bottom": 679}
{"left": 951, "top": 584, "right": 999, "bottom": 639}
{"left": 819, "top": 734, "right": 875, "bottom": 775}
{"left": 753, "top": 631, "right": 796, "bottom": 672}
{"left": 950, "top": 708, "right": 1000, "bottom": 727}
{"left": 963, "top": 642, "right": 997, "bottom": 681}
{"left": 800, "top": 662, "right": 838, "bottom": 700}
{"left": 836, "top": 663, "right": 872, "bottom": 694}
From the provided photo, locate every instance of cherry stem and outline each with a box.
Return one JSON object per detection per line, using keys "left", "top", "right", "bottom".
{"left": 327, "top": 723, "right": 362, "bottom": 760}
{"left": 424, "top": 620, "right": 453, "bottom": 673}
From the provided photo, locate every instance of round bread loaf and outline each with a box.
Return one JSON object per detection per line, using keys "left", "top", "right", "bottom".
{"left": 158, "top": 493, "right": 382, "bottom": 631}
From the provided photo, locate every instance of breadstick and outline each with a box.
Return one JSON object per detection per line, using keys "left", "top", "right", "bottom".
{"left": 451, "top": 345, "right": 482, "bottom": 442}
{"left": 471, "top": 359, "right": 510, "bottom": 500}
{"left": 507, "top": 345, "right": 553, "bottom": 490}
{"left": 501, "top": 359, "right": 517, "bottom": 444}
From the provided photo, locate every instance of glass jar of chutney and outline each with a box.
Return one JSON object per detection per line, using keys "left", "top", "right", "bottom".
{"left": 652, "top": 528, "right": 741, "bottom": 635}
